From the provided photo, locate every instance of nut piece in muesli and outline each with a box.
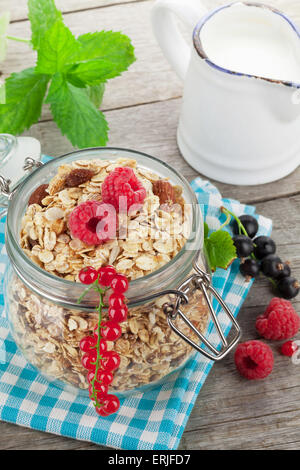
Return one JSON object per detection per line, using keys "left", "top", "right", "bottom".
{"left": 12, "top": 157, "right": 209, "bottom": 393}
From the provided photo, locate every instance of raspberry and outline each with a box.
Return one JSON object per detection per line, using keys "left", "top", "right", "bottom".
{"left": 234, "top": 340, "right": 274, "bottom": 380}
{"left": 102, "top": 167, "right": 146, "bottom": 212}
{"left": 69, "top": 200, "right": 116, "bottom": 245}
{"left": 256, "top": 297, "right": 300, "bottom": 340}
{"left": 281, "top": 340, "right": 299, "bottom": 357}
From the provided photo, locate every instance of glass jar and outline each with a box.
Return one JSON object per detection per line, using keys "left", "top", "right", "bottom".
{"left": 3, "top": 147, "right": 239, "bottom": 397}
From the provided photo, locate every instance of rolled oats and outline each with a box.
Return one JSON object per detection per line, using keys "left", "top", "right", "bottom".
{"left": 9, "top": 273, "right": 208, "bottom": 392}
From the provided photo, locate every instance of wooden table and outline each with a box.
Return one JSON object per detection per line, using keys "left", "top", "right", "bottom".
{"left": 1, "top": 0, "right": 300, "bottom": 450}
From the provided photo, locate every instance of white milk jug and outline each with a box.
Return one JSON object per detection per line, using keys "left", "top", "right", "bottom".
{"left": 152, "top": 1, "right": 300, "bottom": 185}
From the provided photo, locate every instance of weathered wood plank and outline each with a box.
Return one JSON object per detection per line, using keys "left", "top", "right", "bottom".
{"left": 1, "top": 0, "right": 145, "bottom": 22}
{"left": 180, "top": 409, "right": 300, "bottom": 450}
{"left": 23, "top": 99, "right": 300, "bottom": 204}
{"left": 0, "top": 421, "right": 104, "bottom": 449}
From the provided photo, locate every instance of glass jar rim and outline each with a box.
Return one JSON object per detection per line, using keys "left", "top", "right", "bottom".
{"left": 5, "top": 147, "right": 203, "bottom": 308}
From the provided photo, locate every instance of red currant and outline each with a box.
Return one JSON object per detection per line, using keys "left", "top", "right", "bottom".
{"left": 95, "top": 382, "right": 109, "bottom": 395}
{"left": 90, "top": 332, "right": 107, "bottom": 354}
{"left": 95, "top": 405, "right": 110, "bottom": 417}
{"left": 101, "top": 321, "right": 122, "bottom": 341}
{"left": 99, "top": 339, "right": 108, "bottom": 354}
{"left": 87, "top": 371, "right": 96, "bottom": 384}
{"left": 81, "top": 350, "right": 97, "bottom": 371}
{"left": 108, "top": 305, "right": 128, "bottom": 323}
{"left": 89, "top": 383, "right": 108, "bottom": 399}
{"left": 281, "top": 340, "right": 299, "bottom": 357}
{"left": 79, "top": 336, "right": 97, "bottom": 352}
{"left": 110, "top": 274, "right": 129, "bottom": 294}
{"left": 79, "top": 266, "right": 98, "bottom": 285}
{"left": 109, "top": 293, "right": 126, "bottom": 309}
{"left": 101, "top": 394, "right": 120, "bottom": 415}
{"left": 87, "top": 370, "right": 114, "bottom": 386}
{"left": 101, "top": 351, "right": 121, "bottom": 371}
{"left": 96, "top": 370, "right": 114, "bottom": 386}
{"left": 98, "top": 265, "right": 116, "bottom": 287}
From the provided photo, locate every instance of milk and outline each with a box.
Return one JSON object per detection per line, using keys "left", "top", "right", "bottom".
{"left": 200, "top": 3, "right": 300, "bottom": 83}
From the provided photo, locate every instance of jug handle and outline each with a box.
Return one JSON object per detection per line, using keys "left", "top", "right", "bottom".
{"left": 151, "top": 0, "right": 207, "bottom": 81}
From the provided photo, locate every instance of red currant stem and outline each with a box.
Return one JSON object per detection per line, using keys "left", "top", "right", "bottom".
{"left": 77, "top": 278, "right": 107, "bottom": 409}
{"left": 268, "top": 277, "right": 277, "bottom": 288}
{"left": 221, "top": 207, "right": 248, "bottom": 237}
{"left": 219, "top": 211, "right": 231, "bottom": 231}
{"left": 90, "top": 282, "right": 107, "bottom": 409}
{"left": 221, "top": 206, "right": 257, "bottom": 260}
{"left": 76, "top": 281, "right": 97, "bottom": 304}
{"left": 221, "top": 207, "right": 280, "bottom": 288}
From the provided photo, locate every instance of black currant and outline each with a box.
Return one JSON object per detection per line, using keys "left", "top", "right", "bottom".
{"left": 239, "top": 259, "right": 260, "bottom": 279}
{"left": 261, "top": 254, "right": 283, "bottom": 278}
{"left": 233, "top": 235, "right": 254, "bottom": 258}
{"left": 277, "top": 277, "right": 300, "bottom": 300}
{"left": 253, "top": 236, "right": 276, "bottom": 259}
{"left": 233, "top": 214, "right": 259, "bottom": 239}
{"left": 277, "top": 263, "right": 291, "bottom": 280}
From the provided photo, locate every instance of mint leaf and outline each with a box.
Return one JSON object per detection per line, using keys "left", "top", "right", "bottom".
{"left": 204, "top": 230, "right": 237, "bottom": 272}
{"left": 0, "top": 68, "right": 49, "bottom": 134}
{"left": 46, "top": 74, "right": 108, "bottom": 148}
{"left": 36, "top": 20, "right": 78, "bottom": 74}
{"left": 86, "top": 83, "right": 105, "bottom": 108}
{"left": 28, "top": 0, "right": 62, "bottom": 50}
{"left": 66, "top": 31, "right": 136, "bottom": 84}
{"left": 0, "top": 11, "right": 10, "bottom": 62}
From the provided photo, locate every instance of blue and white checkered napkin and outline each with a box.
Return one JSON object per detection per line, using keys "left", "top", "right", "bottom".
{"left": 0, "top": 173, "right": 272, "bottom": 450}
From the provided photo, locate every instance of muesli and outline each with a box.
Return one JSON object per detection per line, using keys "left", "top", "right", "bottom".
{"left": 9, "top": 157, "right": 209, "bottom": 392}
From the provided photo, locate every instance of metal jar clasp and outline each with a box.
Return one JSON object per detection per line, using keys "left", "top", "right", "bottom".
{"left": 139, "top": 257, "right": 241, "bottom": 361}
{"left": 0, "top": 157, "right": 43, "bottom": 201}
{"left": 0, "top": 157, "right": 44, "bottom": 219}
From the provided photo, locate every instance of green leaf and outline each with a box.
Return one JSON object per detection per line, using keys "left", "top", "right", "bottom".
{"left": 46, "top": 73, "right": 109, "bottom": 148}
{"left": 28, "top": 0, "right": 62, "bottom": 50}
{"left": 66, "top": 31, "right": 136, "bottom": 84}
{"left": 36, "top": 20, "right": 78, "bottom": 74}
{"left": 0, "top": 11, "right": 10, "bottom": 62}
{"left": 85, "top": 83, "right": 105, "bottom": 108}
{"left": 0, "top": 67, "right": 49, "bottom": 135}
{"left": 204, "top": 230, "right": 237, "bottom": 272}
